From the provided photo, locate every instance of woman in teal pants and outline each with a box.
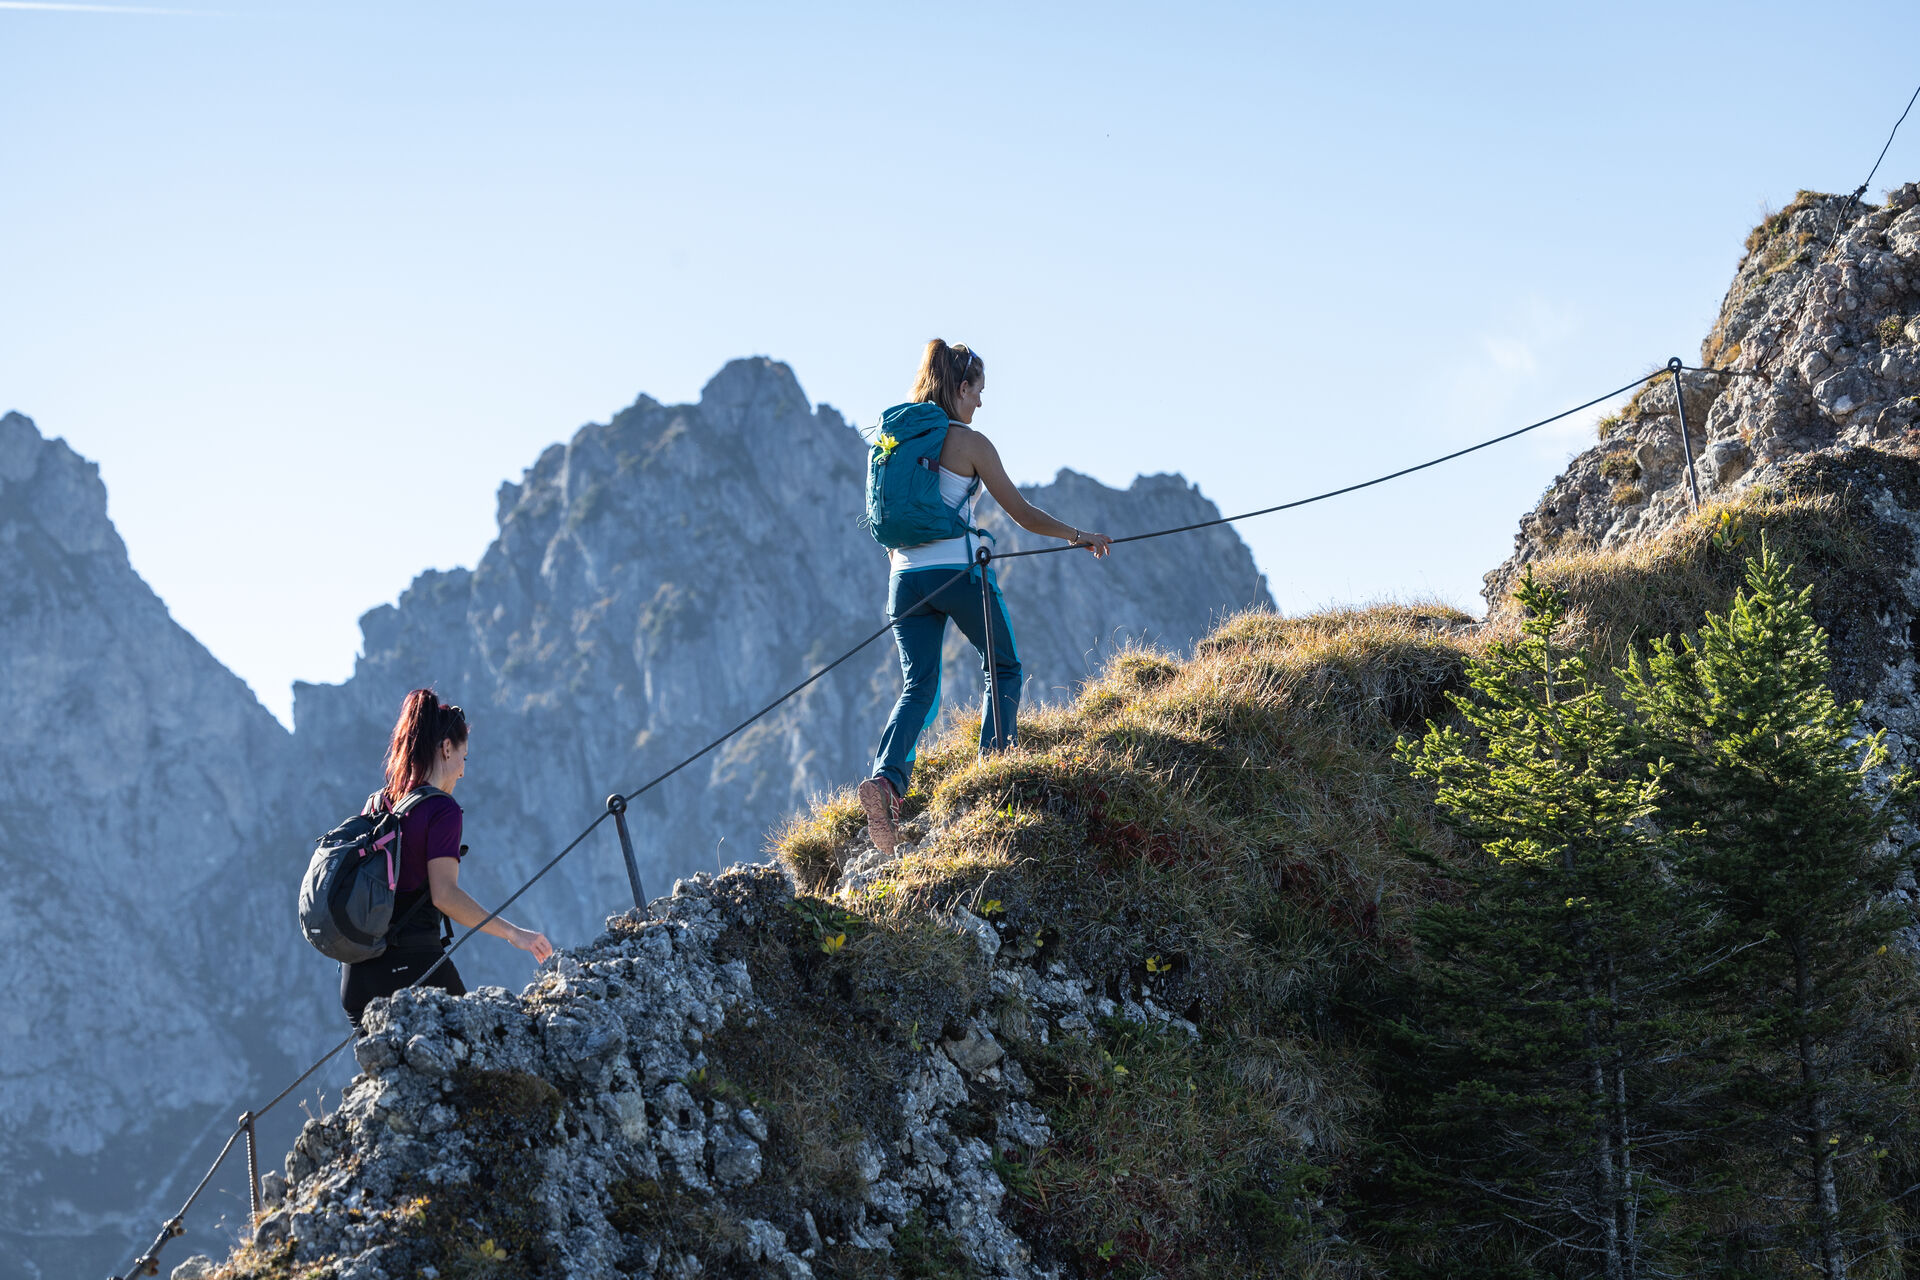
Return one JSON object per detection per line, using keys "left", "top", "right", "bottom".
{"left": 859, "top": 340, "right": 1111, "bottom": 856}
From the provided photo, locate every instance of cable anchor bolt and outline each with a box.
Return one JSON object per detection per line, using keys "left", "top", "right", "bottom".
{"left": 1667, "top": 356, "right": 1703, "bottom": 512}
{"left": 607, "top": 794, "right": 647, "bottom": 912}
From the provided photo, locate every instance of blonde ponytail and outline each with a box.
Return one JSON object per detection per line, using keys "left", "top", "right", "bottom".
{"left": 909, "top": 339, "right": 983, "bottom": 420}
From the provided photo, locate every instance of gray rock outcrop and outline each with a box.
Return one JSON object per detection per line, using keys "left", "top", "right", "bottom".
{"left": 1488, "top": 183, "right": 1920, "bottom": 601}
{"left": 248, "top": 864, "right": 1188, "bottom": 1280}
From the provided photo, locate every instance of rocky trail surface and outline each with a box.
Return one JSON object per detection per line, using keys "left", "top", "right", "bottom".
{"left": 203, "top": 866, "right": 1142, "bottom": 1280}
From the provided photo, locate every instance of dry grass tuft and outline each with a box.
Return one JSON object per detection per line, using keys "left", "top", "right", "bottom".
{"left": 1515, "top": 484, "right": 1879, "bottom": 680}
{"left": 771, "top": 787, "right": 866, "bottom": 894}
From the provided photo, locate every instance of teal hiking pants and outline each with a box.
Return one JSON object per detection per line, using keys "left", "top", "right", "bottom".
{"left": 873, "top": 566, "right": 1021, "bottom": 795}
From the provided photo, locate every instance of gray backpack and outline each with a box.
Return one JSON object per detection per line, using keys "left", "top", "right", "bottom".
{"left": 298, "top": 786, "right": 445, "bottom": 964}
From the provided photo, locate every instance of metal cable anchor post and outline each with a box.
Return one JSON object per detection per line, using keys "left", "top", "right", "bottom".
{"left": 242, "top": 1110, "right": 261, "bottom": 1230}
{"left": 1668, "top": 357, "right": 1703, "bottom": 511}
{"left": 607, "top": 794, "right": 647, "bottom": 911}
{"left": 974, "top": 546, "right": 1003, "bottom": 752}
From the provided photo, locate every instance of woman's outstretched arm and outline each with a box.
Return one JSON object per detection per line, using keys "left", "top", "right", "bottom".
{"left": 427, "top": 858, "right": 554, "bottom": 962}
{"left": 952, "top": 428, "right": 1112, "bottom": 557}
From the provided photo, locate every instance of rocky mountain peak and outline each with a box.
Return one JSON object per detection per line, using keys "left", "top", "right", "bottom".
{"left": 1487, "top": 183, "right": 1920, "bottom": 605}
{"left": 290, "top": 362, "right": 1267, "bottom": 993}
{"left": 0, "top": 409, "right": 127, "bottom": 559}
{"left": 695, "top": 355, "right": 819, "bottom": 426}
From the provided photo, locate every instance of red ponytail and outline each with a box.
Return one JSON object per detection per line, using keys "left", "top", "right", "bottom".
{"left": 383, "top": 689, "right": 469, "bottom": 807}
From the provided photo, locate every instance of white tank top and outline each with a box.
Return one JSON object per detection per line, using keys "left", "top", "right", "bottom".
{"left": 889, "top": 466, "right": 982, "bottom": 572}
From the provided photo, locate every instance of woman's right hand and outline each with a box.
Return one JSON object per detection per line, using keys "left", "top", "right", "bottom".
{"left": 1077, "top": 531, "right": 1113, "bottom": 558}
{"left": 512, "top": 927, "right": 554, "bottom": 963}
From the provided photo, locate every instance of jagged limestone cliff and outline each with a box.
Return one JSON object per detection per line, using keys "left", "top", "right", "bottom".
{"left": 290, "top": 358, "right": 1272, "bottom": 990}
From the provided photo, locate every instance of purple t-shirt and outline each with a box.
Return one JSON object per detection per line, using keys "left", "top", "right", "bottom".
{"left": 395, "top": 793, "right": 463, "bottom": 892}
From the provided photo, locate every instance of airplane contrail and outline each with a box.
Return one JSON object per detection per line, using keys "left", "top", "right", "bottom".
{"left": 0, "top": 1, "right": 221, "bottom": 12}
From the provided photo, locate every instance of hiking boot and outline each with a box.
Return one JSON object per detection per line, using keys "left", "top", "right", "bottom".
{"left": 858, "top": 776, "right": 903, "bottom": 857}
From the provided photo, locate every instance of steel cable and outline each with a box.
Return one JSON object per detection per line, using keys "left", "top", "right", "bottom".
{"left": 1822, "top": 79, "right": 1920, "bottom": 261}
{"left": 993, "top": 370, "right": 1666, "bottom": 562}
{"left": 111, "top": 362, "right": 1695, "bottom": 1274}
{"left": 114, "top": 1122, "right": 246, "bottom": 1279}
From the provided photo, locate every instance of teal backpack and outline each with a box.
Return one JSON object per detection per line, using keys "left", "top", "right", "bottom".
{"left": 863, "top": 402, "right": 991, "bottom": 550}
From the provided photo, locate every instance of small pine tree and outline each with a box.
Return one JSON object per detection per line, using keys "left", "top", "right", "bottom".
{"left": 1624, "top": 543, "right": 1912, "bottom": 1280}
{"left": 1391, "top": 570, "right": 1692, "bottom": 1279}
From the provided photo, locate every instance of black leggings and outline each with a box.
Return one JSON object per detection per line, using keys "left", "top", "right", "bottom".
{"left": 341, "top": 948, "right": 465, "bottom": 1030}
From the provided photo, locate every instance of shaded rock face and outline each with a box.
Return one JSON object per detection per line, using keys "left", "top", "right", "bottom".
{"left": 1488, "top": 183, "right": 1920, "bottom": 603}
{"left": 0, "top": 411, "right": 319, "bottom": 1276}
{"left": 292, "top": 358, "right": 1271, "bottom": 989}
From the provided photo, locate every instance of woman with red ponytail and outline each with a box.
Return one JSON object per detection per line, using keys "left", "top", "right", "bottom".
{"left": 340, "top": 689, "right": 553, "bottom": 1028}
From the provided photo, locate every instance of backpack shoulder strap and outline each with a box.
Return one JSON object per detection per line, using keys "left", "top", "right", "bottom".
{"left": 376, "top": 786, "right": 452, "bottom": 943}
{"left": 938, "top": 421, "right": 996, "bottom": 543}
{"left": 391, "top": 785, "right": 447, "bottom": 818}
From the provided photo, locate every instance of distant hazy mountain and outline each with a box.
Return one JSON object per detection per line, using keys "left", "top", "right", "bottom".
{"left": 0, "top": 411, "right": 320, "bottom": 1278}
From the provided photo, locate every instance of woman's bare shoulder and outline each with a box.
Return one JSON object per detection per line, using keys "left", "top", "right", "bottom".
{"left": 955, "top": 424, "right": 1003, "bottom": 454}
{"left": 942, "top": 423, "right": 989, "bottom": 473}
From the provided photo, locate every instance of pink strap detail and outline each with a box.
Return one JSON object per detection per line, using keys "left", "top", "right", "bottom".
{"left": 386, "top": 848, "right": 397, "bottom": 890}
{"left": 372, "top": 832, "right": 396, "bottom": 851}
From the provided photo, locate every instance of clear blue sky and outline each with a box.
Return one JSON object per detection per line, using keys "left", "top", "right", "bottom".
{"left": 6, "top": 0, "right": 1919, "bottom": 726}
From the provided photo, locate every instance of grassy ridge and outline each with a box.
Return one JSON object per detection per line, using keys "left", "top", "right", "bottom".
{"left": 778, "top": 604, "right": 1477, "bottom": 1277}
{"left": 774, "top": 464, "right": 1903, "bottom": 1277}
